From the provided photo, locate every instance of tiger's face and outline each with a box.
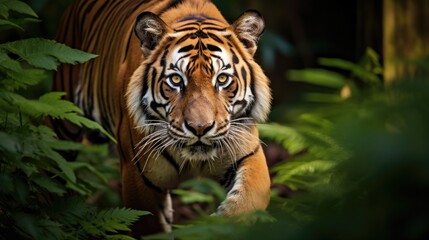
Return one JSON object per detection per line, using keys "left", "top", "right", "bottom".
{"left": 127, "top": 11, "right": 271, "bottom": 162}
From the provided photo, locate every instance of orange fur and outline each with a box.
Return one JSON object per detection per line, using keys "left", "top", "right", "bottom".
{"left": 51, "top": 0, "right": 272, "bottom": 236}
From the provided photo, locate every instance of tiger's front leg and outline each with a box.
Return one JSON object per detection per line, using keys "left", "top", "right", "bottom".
{"left": 121, "top": 158, "right": 174, "bottom": 237}
{"left": 216, "top": 145, "right": 271, "bottom": 216}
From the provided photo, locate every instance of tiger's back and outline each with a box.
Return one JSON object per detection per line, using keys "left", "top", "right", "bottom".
{"left": 53, "top": 0, "right": 152, "bottom": 139}
{"left": 52, "top": 0, "right": 272, "bottom": 236}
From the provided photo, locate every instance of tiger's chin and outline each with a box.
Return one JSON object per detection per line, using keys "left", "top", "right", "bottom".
{"left": 180, "top": 143, "right": 218, "bottom": 161}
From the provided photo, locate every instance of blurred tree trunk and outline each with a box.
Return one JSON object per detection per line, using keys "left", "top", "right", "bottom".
{"left": 383, "top": 0, "right": 429, "bottom": 83}
{"left": 357, "top": 0, "right": 382, "bottom": 60}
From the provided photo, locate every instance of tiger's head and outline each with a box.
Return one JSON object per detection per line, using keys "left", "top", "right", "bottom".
{"left": 127, "top": 9, "right": 271, "bottom": 162}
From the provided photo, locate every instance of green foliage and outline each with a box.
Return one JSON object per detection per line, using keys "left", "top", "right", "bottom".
{"left": 2, "top": 1, "right": 428, "bottom": 239}
{"left": 0, "top": 2, "right": 146, "bottom": 239}
{"left": 147, "top": 211, "right": 275, "bottom": 240}
{"left": 173, "top": 178, "right": 227, "bottom": 216}
{"left": 0, "top": 38, "right": 98, "bottom": 70}
{"left": 0, "top": 0, "right": 39, "bottom": 31}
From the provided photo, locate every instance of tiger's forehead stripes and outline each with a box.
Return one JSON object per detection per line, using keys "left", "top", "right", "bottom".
{"left": 167, "top": 31, "right": 233, "bottom": 77}
{"left": 161, "top": 18, "right": 236, "bottom": 79}
{"left": 173, "top": 16, "right": 227, "bottom": 33}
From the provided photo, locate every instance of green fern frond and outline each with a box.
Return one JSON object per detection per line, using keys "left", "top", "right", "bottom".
{"left": 82, "top": 208, "right": 150, "bottom": 235}
{"left": 259, "top": 123, "right": 308, "bottom": 154}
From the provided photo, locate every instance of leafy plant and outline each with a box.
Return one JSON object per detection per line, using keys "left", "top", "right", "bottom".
{"left": 0, "top": 1, "right": 147, "bottom": 239}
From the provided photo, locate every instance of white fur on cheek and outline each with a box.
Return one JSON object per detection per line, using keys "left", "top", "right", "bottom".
{"left": 126, "top": 65, "right": 148, "bottom": 133}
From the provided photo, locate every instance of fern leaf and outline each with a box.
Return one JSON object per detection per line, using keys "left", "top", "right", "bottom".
{"left": 259, "top": 123, "right": 308, "bottom": 154}
{"left": 31, "top": 174, "right": 67, "bottom": 196}
{"left": 107, "top": 235, "right": 139, "bottom": 240}
{"left": 44, "top": 196, "right": 94, "bottom": 226}
{"left": 89, "top": 208, "right": 150, "bottom": 233}
{"left": 38, "top": 92, "right": 116, "bottom": 142}
{"left": 0, "top": 38, "right": 97, "bottom": 70}
{"left": 272, "top": 160, "right": 336, "bottom": 190}
{"left": 0, "top": 91, "right": 115, "bottom": 142}
{"left": 68, "top": 161, "right": 108, "bottom": 183}
{"left": 37, "top": 143, "right": 76, "bottom": 183}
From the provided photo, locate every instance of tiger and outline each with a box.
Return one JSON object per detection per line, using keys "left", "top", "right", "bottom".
{"left": 50, "top": 0, "right": 272, "bottom": 236}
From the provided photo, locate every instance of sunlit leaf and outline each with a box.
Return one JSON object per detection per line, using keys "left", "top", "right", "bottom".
{"left": 288, "top": 69, "right": 347, "bottom": 89}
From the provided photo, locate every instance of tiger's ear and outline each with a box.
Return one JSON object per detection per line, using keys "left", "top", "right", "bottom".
{"left": 231, "top": 10, "right": 265, "bottom": 56}
{"left": 135, "top": 12, "right": 169, "bottom": 55}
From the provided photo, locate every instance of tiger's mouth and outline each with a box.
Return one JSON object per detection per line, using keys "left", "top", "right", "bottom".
{"left": 181, "top": 141, "right": 217, "bottom": 160}
{"left": 187, "top": 141, "right": 212, "bottom": 154}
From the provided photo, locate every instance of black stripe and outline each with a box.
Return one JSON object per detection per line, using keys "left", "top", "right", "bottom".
{"left": 150, "top": 100, "right": 168, "bottom": 119}
{"left": 141, "top": 60, "right": 155, "bottom": 97}
{"left": 207, "top": 44, "right": 221, "bottom": 52}
{"left": 176, "top": 33, "right": 192, "bottom": 44}
{"left": 162, "top": 151, "right": 180, "bottom": 173}
{"left": 232, "top": 52, "right": 239, "bottom": 64}
{"left": 178, "top": 44, "right": 194, "bottom": 53}
{"left": 135, "top": 161, "right": 164, "bottom": 193}
{"left": 207, "top": 32, "right": 223, "bottom": 44}
{"left": 175, "top": 26, "right": 199, "bottom": 32}
{"left": 220, "top": 146, "right": 260, "bottom": 191}
{"left": 143, "top": 175, "right": 164, "bottom": 193}
{"left": 203, "top": 27, "right": 226, "bottom": 31}
{"left": 246, "top": 63, "right": 257, "bottom": 116}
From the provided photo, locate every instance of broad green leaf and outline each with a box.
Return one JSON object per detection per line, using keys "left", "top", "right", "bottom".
{"left": 38, "top": 92, "right": 83, "bottom": 115}
{"left": 0, "top": 38, "right": 97, "bottom": 70}
{"left": 0, "top": 68, "right": 46, "bottom": 91}
{"left": 0, "top": 0, "right": 38, "bottom": 17}
{"left": 64, "top": 112, "right": 116, "bottom": 143}
{"left": 0, "top": 18, "right": 23, "bottom": 30}
{"left": 173, "top": 189, "right": 214, "bottom": 204}
{"left": 288, "top": 69, "right": 347, "bottom": 89}
{"left": 179, "top": 178, "right": 226, "bottom": 202}
{"left": 0, "top": 3, "right": 7, "bottom": 18}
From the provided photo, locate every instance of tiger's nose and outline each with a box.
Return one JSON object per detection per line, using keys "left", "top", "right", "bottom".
{"left": 184, "top": 121, "right": 215, "bottom": 137}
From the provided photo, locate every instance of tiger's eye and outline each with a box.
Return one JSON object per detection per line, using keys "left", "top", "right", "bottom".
{"left": 217, "top": 74, "right": 228, "bottom": 84}
{"left": 170, "top": 74, "right": 182, "bottom": 85}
